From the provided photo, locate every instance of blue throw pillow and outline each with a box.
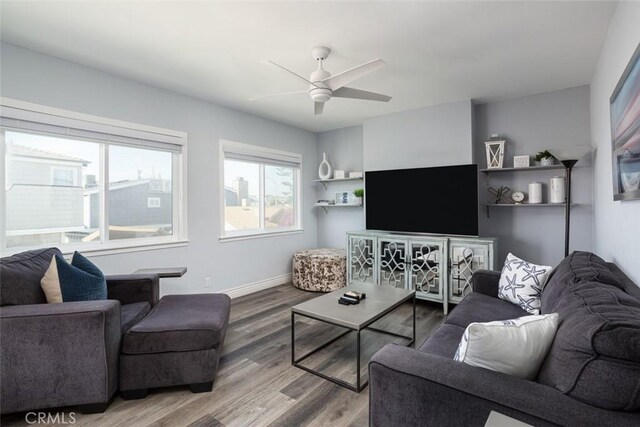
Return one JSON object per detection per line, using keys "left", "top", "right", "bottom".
{"left": 55, "top": 252, "right": 107, "bottom": 302}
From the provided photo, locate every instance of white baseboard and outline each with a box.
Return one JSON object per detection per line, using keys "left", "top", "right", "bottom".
{"left": 223, "top": 273, "right": 292, "bottom": 299}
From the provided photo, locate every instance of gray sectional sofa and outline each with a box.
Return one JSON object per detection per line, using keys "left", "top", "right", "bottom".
{"left": 0, "top": 247, "right": 230, "bottom": 415}
{"left": 369, "top": 251, "right": 640, "bottom": 426}
{"left": 1, "top": 248, "right": 158, "bottom": 414}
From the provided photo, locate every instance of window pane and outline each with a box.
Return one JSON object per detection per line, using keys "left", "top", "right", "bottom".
{"left": 108, "top": 145, "right": 173, "bottom": 240}
{"left": 265, "top": 165, "right": 296, "bottom": 229}
{"left": 224, "top": 160, "right": 260, "bottom": 232}
{"left": 4, "top": 131, "right": 100, "bottom": 247}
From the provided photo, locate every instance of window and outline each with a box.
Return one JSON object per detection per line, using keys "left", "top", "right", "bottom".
{"left": 52, "top": 167, "right": 77, "bottom": 186}
{"left": 1, "top": 99, "right": 187, "bottom": 253}
{"left": 147, "top": 197, "right": 161, "bottom": 208}
{"left": 221, "top": 141, "right": 301, "bottom": 239}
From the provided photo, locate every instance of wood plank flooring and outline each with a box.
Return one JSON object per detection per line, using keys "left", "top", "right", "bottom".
{"left": 1, "top": 285, "right": 444, "bottom": 427}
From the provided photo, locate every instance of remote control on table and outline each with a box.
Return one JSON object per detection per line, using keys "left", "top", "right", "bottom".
{"left": 341, "top": 296, "right": 359, "bottom": 304}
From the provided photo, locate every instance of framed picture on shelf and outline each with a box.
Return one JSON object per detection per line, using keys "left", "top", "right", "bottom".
{"left": 335, "top": 191, "right": 355, "bottom": 205}
{"left": 513, "top": 155, "right": 530, "bottom": 168}
{"left": 610, "top": 42, "right": 640, "bottom": 201}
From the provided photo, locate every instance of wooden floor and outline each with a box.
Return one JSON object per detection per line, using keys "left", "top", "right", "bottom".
{"left": 2, "top": 285, "right": 444, "bottom": 427}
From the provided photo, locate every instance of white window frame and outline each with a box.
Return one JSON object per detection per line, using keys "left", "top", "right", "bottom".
{"left": 0, "top": 97, "right": 189, "bottom": 256}
{"left": 219, "top": 140, "right": 303, "bottom": 242}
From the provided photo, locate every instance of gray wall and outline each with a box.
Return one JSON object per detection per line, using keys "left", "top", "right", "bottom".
{"left": 590, "top": 1, "right": 640, "bottom": 284}
{"left": 474, "top": 86, "right": 593, "bottom": 267}
{"left": 363, "top": 100, "right": 473, "bottom": 171}
{"left": 1, "top": 42, "right": 318, "bottom": 295}
{"left": 316, "top": 126, "right": 364, "bottom": 248}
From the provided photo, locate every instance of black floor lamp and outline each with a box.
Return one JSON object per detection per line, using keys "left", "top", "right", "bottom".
{"left": 549, "top": 147, "right": 591, "bottom": 257}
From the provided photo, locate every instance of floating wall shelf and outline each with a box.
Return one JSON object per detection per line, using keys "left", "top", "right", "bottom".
{"left": 482, "top": 203, "right": 578, "bottom": 218}
{"left": 479, "top": 165, "right": 566, "bottom": 174}
{"left": 313, "top": 176, "right": 363, "bottom": 190}
{"left": 314, "top": 203, "right": 362, "bottom": 213}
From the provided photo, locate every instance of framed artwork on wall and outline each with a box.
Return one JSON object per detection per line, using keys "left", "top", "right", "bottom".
{"left": 610, "top": 42, "right": 640, "bottom": 201}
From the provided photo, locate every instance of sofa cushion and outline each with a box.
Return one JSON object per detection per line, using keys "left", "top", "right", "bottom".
{"left": 55, "top": 253, "right": 107, "bottom": 302}
{"left": 0, "top": 248, "right": 61, "bottom": 306}
{"left": 445, "top": 292, "right": 530, "bottom": 329}
{"left": 453, "top": 313, "right": 559, "bottom": 380}
{"left": 40, "top": 255, "right": 63, "bottom": 303}
{"left": 537, "top": 280, "right": 640, "bottom": 411}
{"left": 120, "top": 302, "right": 151, "bottom": 335}
{"left": 122, "top": 293, "right": 231, "bottom": 355}
{"left": 418, "top": 324, "right": 465, "bottom": 358}
{"left": 542, "top": 251, "right": 622, "bottom": 313}
{"left": 498, "top": 253, "right": 553, "bottom": 314}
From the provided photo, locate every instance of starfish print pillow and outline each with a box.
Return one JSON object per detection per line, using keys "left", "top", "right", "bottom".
{"left": 498, "top": 253, "right": 553, "bottom": 314}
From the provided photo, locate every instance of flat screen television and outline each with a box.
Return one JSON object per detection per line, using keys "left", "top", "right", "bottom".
{"left": 365, "top": 164, "right": 478, "bottom": 236}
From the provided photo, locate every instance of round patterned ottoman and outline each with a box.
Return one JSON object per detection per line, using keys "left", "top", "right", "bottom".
{"left": 292, "top": 248, "right": 347, "bottom": 292}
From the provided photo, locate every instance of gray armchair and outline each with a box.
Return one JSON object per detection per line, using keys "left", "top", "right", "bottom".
{"left": 0, "top": 248, "right": 159, "bottom": 414}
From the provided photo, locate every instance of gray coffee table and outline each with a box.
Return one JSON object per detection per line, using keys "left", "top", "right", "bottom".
{"left": 291, "top": 283, "right": 415, "bottom": 392}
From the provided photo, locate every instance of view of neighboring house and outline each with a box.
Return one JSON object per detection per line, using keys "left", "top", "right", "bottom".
{"left": 85, "top": 178, "right": 173, "bottom": 240}
{"left": 5, "top": 142, "right": 172, "bottom": 247}
{"left": 5, "top": 143, "right": 88, "bottom": 247}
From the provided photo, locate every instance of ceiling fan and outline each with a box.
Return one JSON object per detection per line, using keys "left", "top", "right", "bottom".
{"left": 251, "top": 46, "right": 391, "bottom": 115}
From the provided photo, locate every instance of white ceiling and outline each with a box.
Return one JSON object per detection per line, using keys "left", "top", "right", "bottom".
{"left": 0, "top": 1, "right": 617, "bottom": 133}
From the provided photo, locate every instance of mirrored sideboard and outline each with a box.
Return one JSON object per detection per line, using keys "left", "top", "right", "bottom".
{"left": 347, "top": 231, "right": 498, "bottom": 314}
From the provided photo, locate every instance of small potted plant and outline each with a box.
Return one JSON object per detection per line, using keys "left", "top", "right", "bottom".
{"left": 353, "top": 188, "right": 364, "bottom": 205}
{"left": 534, "top": 150, "right": 555, "bottom": 166}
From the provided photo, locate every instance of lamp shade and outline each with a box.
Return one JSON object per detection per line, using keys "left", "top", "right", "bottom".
{"left": 548, "top": 146, "right": 591, "bottom": 162}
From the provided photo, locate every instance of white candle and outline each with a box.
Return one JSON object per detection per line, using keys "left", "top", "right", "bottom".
{"left": 549, "top": 176, "right": 566, "bottom": 204}
{"left": 529, "top": 182, "right": 543, "bottom": 204}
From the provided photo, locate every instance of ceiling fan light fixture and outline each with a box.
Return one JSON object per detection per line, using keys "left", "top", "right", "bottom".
{"left": 310, "top": 87, "right": 332, "bottom": 103}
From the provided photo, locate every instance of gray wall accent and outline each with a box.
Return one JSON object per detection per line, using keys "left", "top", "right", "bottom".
{"left": 363, "top": 100, "right": 473, "bottom": 171}
{"left": 316, "top": 126, "right": 364, "bottom": 249}
{"left": 590, "top": 1, "right": 640, "bottom": 285}
{"left": 0, "top": 42, "right": 318, "bottom": 295}
{"left": 474, "top": 85, "right": 593, "bottom": 267}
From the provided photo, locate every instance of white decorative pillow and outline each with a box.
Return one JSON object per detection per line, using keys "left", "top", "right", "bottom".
{"left": 453, "top": 313, "right": 559, "bottom": 379}
{"left": 40, "top": 255, "right": 63, "bottom": 303}
{"left": 498, "top": 253, "right": 553, "bottom": 314}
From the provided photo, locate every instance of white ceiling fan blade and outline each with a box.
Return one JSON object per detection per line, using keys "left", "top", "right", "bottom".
{"left": 265, "top": 60, "right": 318, "bottom": 88}
{"left": 333, "top": 87, "right": 392, "bottom": 102}
{"left": 322, "top": 59, "right": 386, "bottom": 91}
{"left": 249, "top": 90, "right": 308, "bottom": 101}
{"left": 314, "top": 102, "right": 324, "bottom": 115}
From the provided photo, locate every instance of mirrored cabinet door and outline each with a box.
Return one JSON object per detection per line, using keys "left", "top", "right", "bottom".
{"left": 449, "top": 242, "right": 491, "bottom": 303}
{"left": 347, "top": 235, "right": 376, "bottom": 284}
{"left": 408, "top": 240, "right": 445, "bottom": 300}
{"left": 377, "top": 239, "right": 407, "bottom": 289}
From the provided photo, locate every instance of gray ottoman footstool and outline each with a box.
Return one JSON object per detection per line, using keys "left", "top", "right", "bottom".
{"left": 120, "top": 293, "right": 230, "bottom": 399}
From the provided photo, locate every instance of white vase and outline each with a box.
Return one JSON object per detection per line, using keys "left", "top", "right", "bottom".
{"left": 541, "top": 157, "right": 555, "bottom": 166}
{"left": 318, "top": 152, "right": 332, "bottom": 180}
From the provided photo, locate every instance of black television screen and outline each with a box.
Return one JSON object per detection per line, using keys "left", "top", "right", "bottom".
{"left": 365, "top": 164, "right": 478, "bottom": 236}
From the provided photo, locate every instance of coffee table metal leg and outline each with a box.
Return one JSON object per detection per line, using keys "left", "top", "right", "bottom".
{"left": 413, "top": 294, "right": 416, "bottom": 348}
{"left": 291, "top": 311, "right": 295, "bottom": 364}
{"left": 356, "top": 329, "right": 361, "bottom": 391}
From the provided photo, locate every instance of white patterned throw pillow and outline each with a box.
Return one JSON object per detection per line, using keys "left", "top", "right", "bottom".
{"left": 453, "top": 313, "right": 559, "bottom": 379}
{"left": 498, "top": 253, "right": 553, "bottom": 314}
